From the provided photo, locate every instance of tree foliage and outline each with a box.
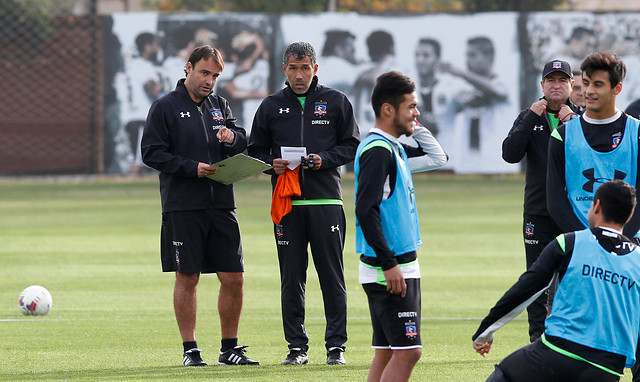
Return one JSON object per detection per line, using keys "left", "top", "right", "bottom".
{"left": 0, "top": 0, "right": 54, "bottom": 45}
{"left": 459, "top": 0, "right": 568, "bottom": 12}
{"left": 145, "top": 0, "right": 566, "bottom": 13}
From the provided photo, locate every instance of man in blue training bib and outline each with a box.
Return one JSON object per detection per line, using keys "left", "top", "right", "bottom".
{"left": 355, "top": 71, "right": 447, "bottom": 382}
{"left": 547, "top": 51, "right": 640, "bottom": 241}
{"left": 473, "top": 179, "right": 640, "bottom": 382}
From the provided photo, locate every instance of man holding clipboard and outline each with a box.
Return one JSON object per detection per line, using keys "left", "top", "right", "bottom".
{"left": 142, "top": 45, "right": 259, "bottom": 367}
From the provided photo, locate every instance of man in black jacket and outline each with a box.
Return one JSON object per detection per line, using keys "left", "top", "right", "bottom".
{"left": 502, "top": 59, "right": 582, "bottom": 342}
{"left": 248, "top": 41, "right": 360, "bottom": 366}
{"left": 142, "top": 45, "right": 259, "bottom": 367}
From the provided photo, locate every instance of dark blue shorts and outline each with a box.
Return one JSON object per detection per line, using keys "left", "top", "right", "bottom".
{"left": 160, "top": 209, "right": 244, "bottom": 274}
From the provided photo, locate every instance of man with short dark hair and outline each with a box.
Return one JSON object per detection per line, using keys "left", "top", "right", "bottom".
{"left": 142, "top": 45, "right": 259, "bottom": 367}
{"left": 502, "top": 59, "right": 582, "bottom": 342}
{"left": 473, "top": 179, "right": 640, "bottom": 382}
{"left": 547, "top": 51, "right": 640, "bottom": 240}
{"left": 355, "top": 71, "right": 447, "bottom": 382}
{"left": 248, "top": 41, "right": 359, "bottom": 366}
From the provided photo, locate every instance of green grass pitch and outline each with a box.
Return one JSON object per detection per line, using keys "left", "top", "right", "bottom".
{"left": 0, "top": 174, "right": 633, "bottom": 381}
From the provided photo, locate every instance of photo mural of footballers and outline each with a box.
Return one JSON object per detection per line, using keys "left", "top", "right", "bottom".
{"left": 157, "top": 14, "right": 273, "bottom": 133}
{"left": 107, "top": 13, "right": 168, "bottom": 174}
{"left": 523, "top": 12, "right": 640, "bottom": 112}
{"left": 280, "top": 12, "right": 520, "bottom": 174}
{"left": 104, "top": 13, "right": 274, "bottom": 174}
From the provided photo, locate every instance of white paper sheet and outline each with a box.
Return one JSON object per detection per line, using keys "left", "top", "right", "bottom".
{"left": 281, "top": 146, "right": 307, "bottom": 170}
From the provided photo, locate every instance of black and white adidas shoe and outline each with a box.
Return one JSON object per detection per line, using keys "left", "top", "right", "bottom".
{"left": 218, "top": 345, "right": 260, "bottom": 365}
{"left": 183, "top": 348, "right": 207, "bottom": 366}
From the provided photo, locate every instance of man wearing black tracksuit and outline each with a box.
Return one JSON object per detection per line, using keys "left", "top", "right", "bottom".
{"left": 502, "top": 59, "right": 582, "bottom": 342}
{"left": 248, "top": 42, "right": 359, "bottom": 365}
{"left": 142, "top": 45, "right": 258, "bottom": 367}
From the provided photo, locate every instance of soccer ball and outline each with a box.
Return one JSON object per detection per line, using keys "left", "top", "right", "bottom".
{"left": 18, "top": 285, "right": 52, "bottom": 316}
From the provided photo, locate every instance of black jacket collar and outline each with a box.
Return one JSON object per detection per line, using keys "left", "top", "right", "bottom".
{"left": 285, "top": 76, "right": 319, "bottom": 98}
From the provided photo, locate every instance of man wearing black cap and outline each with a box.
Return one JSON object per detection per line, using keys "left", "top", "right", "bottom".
{"left": 502, "top": 59, "right": 582, "bottom": 343}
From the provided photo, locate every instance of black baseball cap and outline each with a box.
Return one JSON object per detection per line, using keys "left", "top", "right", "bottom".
{"left": 542, "top": 60, "right": 573, "bottom": 79}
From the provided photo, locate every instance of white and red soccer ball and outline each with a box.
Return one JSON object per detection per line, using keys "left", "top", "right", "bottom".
{"left": 18, "top": 285, "right": 52, "bottom": 316}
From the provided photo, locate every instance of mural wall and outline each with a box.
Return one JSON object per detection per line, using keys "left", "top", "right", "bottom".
{"left": 103, "top": 11, "right": 640, "bottom": 175}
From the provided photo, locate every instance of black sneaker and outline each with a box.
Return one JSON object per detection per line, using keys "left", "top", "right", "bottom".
{"left": 326, "top": 347, "right": 346, "bottom": 365}
{"left": 281, "top": 348, "right": 309, "bottom": 365}
{"left": 183, "top": 348, "right": 207, "bottom": 366}
{"left": 218, "top": 345, "right": 260, "bottom": 365}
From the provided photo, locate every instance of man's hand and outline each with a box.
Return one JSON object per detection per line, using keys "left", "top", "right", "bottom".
{"left": 383, "top": 265, "right": 406, "bottom": 298}
{"left": 197, "top": 162, "right": 217, "bottom": 178}
{"left": 217, "top": 127, "right": 235, "bottom": 144}
{"left": 472, "top": 340, "right": 493, "bottom": 357}
{"left": 198, "top": 162, "right": 218, "bottom": 178}
{"left": 530, "top": 99, "right": 547, "bottom": 116}
{"left": 303, "top": 154, "right": 322, "bottom": 170}
{"left": 557, "top": 104, "right": 576, "bottom": 122}
{"left": 272, "top": 158, "right": 290, "bottom": 175}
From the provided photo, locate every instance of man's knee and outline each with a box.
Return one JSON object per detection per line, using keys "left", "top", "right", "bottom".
{"left": 218, "top": 272, "right": 244, "bottom": 292}
{"left": 175, "top": 272, "right": 200, "bottom": 289}
{"left": 395, "top": 348, "right": 422, "bottom": 366}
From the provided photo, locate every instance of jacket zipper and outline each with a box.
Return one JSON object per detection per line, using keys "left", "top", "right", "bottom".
{"left": 299, "top": 100, "right": 306, "bottom": 199}
{"left": 199, "top": 104, "right": 215, "bottom": 207}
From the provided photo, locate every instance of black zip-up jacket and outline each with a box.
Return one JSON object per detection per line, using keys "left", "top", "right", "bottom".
{"left": 248, "top": 76, "right": 360, "bottom": 200}
{"left": 502, "top": 98, "right": 582, "bottom": 215}
{"left": 141, "top": 80, "right": 247, "bottom": 212}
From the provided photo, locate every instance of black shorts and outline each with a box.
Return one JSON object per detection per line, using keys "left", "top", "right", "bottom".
{"left": 363, "top": 278, "right": 422, "bottom": 349}
{"left": 160, "top": 209, "right": 244, "bottom": 274}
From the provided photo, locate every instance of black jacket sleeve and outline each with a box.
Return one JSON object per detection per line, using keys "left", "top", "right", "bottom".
{"left": 219, "top": 96, "right": 247, "bottom": 156}
{"left": 472, "top": 233, "right": 574, "bottom": 343}
{"left": 142, "top": 98, "right": 199, "bottom": 177}
{"left": 316, "top": 92, "right": 360, "bottom": 169}
{"left": 247, "top": 99, "right": 276, "bottom": 174}
{"left": 547, "top": 126, "right": 586, "bottom": 232}
{"left": 502, "top": 109, "right": 536, "bottom": 163}
{"left": 355, "top": 145, "right": 397, "bottom": 270}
